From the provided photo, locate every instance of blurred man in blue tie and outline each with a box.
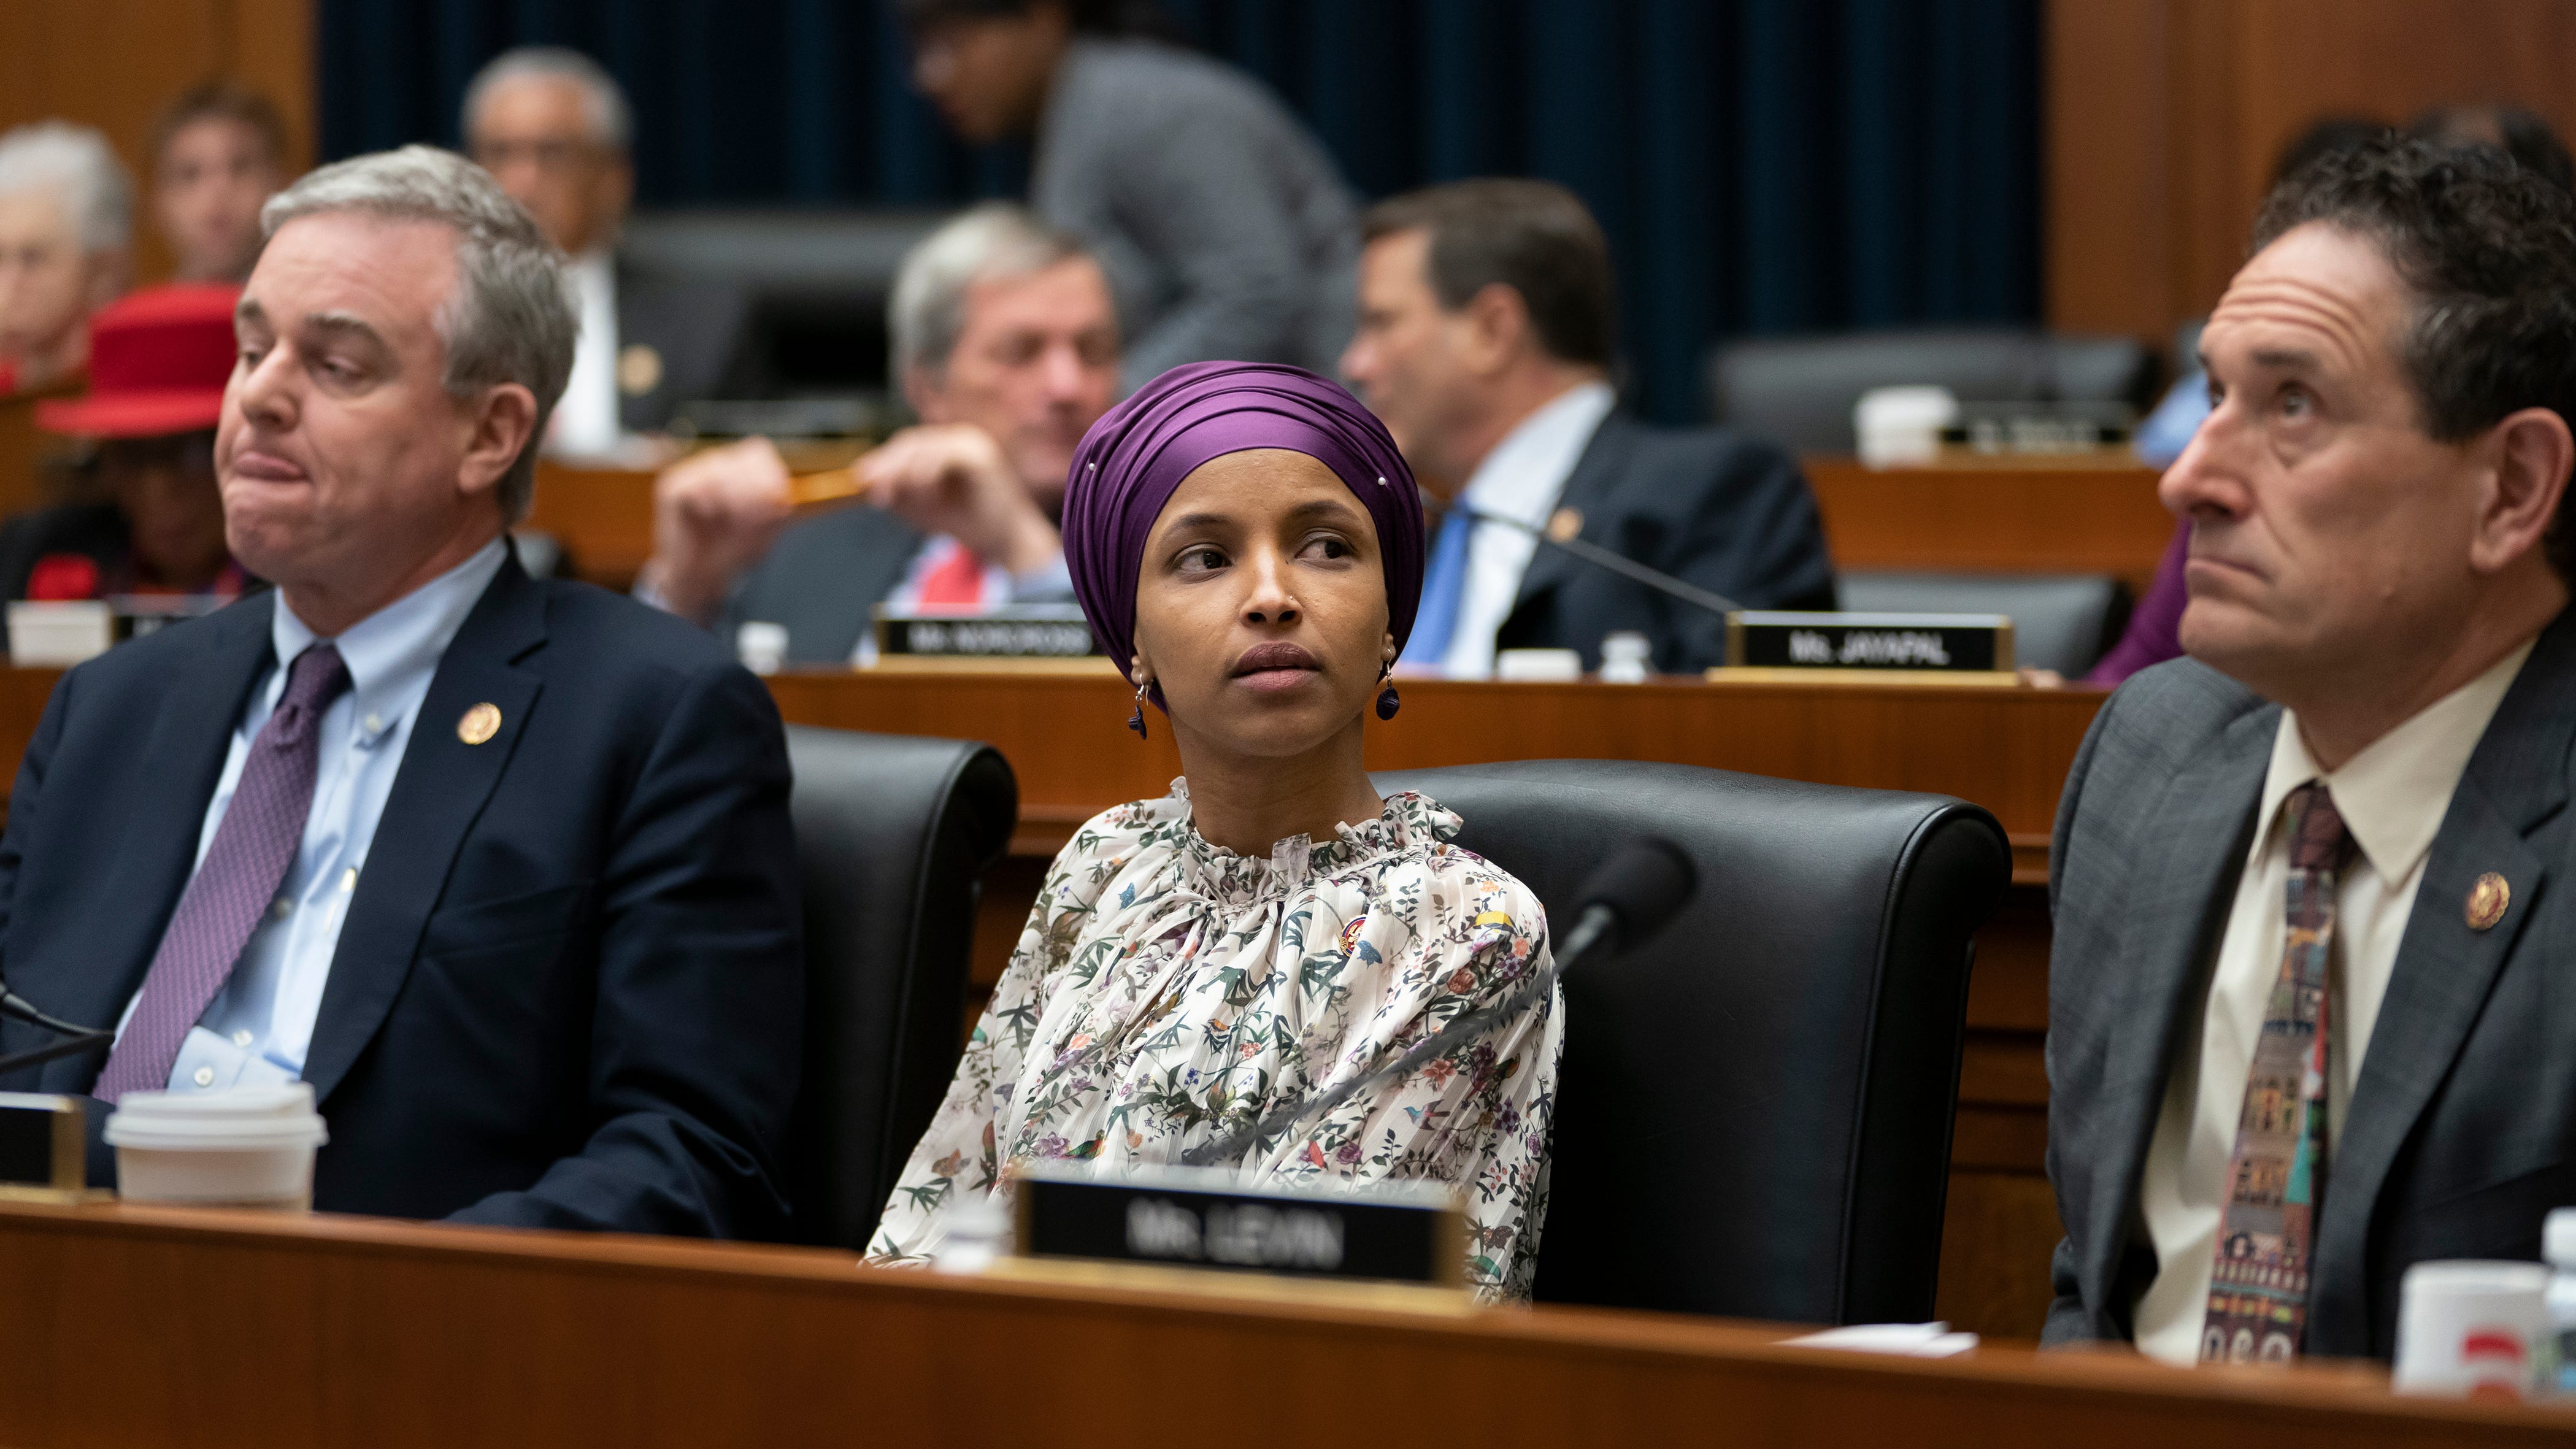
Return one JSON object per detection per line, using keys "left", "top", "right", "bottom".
{"left": 1341, "top": 180, "right": 1834, "bottom": 677}
{"left": 0, "top": 146, "right": 804, "bottom": 1237}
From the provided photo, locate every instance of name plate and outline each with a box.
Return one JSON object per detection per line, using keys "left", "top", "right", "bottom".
{"left": 1013, "top": 1164, "right": 1465, "bottom": 1288}
{"left": 0, "top": 1093, "right": 85, "bottom": 1199}
{"left": 1723, "top": 611, "right": 2015, "bottom": 674}
{"left": 873, "top": 604, "right": 1101, "bottom": 661}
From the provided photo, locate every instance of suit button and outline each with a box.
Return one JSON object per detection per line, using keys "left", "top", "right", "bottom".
{"left": 192, "top": 1066, "right": 214, "bottom": 1087}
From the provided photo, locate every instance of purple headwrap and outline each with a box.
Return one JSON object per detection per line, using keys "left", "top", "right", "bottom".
{"left": 1063, "top": 361, "right": 1424, "bottom": 694}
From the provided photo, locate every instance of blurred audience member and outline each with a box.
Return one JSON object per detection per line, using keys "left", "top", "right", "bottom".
{"left": 899, "top": 0, "right": 1356, "bottom": 388}
{"left": 638, "top": 204, "right": 1118, "bottom": 663}
{"left": 150, "top": 82, "right": 289, "bottom": 284}
{"left": 2408, "top": 102, "right": 2576, "bottom": 195}
{"left": 0, "top": 284, "right": 246, "bottom": 604}
{"left": 1342, "top": 180, "right": 1832, "bottom": 677}
{"left": 463, "top": 47, "right": 745, "bottom": 453}
{"left": 0, "top": 123, "right": 132, "bottom": 396}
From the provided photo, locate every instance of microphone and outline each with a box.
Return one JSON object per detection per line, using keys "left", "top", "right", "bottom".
{"left": 0, "top": 968, "right": 110, "bottom": 1076}
{"left": 1179, "top": 836, "right": 1697, "bottom": 1169}
{"left": 1451, "top": 503, "right": 1744, "bottom": 620}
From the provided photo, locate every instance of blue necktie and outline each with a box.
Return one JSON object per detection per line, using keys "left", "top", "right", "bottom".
{"left": 1401, "top": 504, "right": 1474, "bottom": 668}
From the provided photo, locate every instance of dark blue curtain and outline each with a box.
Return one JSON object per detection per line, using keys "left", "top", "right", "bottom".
{"left": 318, "top": 0, "right": 2038, "bottom": 423}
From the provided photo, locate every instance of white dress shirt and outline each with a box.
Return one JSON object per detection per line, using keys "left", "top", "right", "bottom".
{"left": 2130, "top": 638, "right": 2536, "bottom": 1364}
{"left": 115, "top": 539, "right": 510, "bottom": 1094}
{"left": 1439, "top": 380, "right": 1615, "bottom": 678}
{"left": 548, "top": 248, "right": 621, "bottom": 458}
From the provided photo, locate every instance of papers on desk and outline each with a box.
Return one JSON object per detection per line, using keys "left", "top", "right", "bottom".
{"left": 1786, "top": 1321, "right": 1980, "bottom": 1358}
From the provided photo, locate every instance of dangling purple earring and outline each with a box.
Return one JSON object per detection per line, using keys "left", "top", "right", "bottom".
{"left": 1128, "top": 678, "right": 1152, "bottom": 739}
{"left": 1375, "top": 664, "right": 1400, "bottom": 721}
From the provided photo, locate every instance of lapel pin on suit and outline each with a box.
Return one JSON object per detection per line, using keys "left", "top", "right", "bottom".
{"left": 2466, "top": 872, "right": 2510, "bottom": 931}
{"left": 1546, "top": 507, "right": 1583, "bottom": 543}
{"left": 617, "top": 344, "right": 663, "bottom": 397}
{"left": 457, "top": 703, "right": 502, "bottom": 746}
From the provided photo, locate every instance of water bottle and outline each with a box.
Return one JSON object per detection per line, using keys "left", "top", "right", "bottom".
{"left": 2545, "top": 1208, "right": 2576, "bottom": 1396}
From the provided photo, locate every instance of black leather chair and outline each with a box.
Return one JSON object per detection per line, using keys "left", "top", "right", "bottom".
{"left": 1374, "top": 759, "right": 2008, "bottom": 1324}
{"left": 782, "top": 725, "right": 1017, "bottom": 1249}
{"left": 1838, "top": 570, "right": 2132, "bottom": 677}
{"left": 1706, "top": 327, "right": 2158, "bottom": 454}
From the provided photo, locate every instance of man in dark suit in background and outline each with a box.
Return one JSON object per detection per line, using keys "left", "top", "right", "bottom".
{"left": 2047, "top": 137, "right": 2576, "bottom": 1363}
{"left": 1341, "top": 179, "right": 1834, "bottom": 676}
{"left": 463, "top": 47, "right": 749, "bottom": 454}
{"left": 636, "top": 203, "right": 1120, "bottom": 664}
{"left": 0, "top": 145, "right": 804, "bottom": 1237}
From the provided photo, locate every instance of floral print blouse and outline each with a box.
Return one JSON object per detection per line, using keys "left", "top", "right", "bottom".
{"left": 869, "top": 780, "right": 1563, "bottom": 1302}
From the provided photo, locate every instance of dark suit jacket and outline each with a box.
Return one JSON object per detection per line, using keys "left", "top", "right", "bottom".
{"left": 716, "top": 505, "right": 928, "bottom": 666}
{"left": 2043, "top": 610, "right": 2576, "bottom": 1359}
{"left": 615, "top": 263, "right": 753, "bottom": 434}
{"left": 0, "top": 548, "right": 805, "bottom": 1239}
{"left": 1494, "top": 415, "right": 1837, "bottom": 672}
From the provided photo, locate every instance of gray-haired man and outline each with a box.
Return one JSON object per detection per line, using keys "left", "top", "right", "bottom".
{"left": 0, "top": 145, "right": 805, "bottom": 1238}
{"left": 637, "top": 201, "right": 1120, "bottom": 663}
{"left": 0, "top": 121, "right": 132, "bottom": 395}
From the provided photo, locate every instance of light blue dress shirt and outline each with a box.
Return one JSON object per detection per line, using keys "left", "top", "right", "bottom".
{"left": 114, "top": 538, "right": 510, "bottom": 1094}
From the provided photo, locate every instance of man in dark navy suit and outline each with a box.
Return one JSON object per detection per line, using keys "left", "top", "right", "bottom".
{"left": 1343, "top": 179, "right": 1835, "bottom": 677}
{"left": 0, "top": 145, "right": 804, "bottom": 1239}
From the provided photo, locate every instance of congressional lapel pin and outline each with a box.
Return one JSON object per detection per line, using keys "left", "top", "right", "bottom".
{"left": 1546, "top": 507, "right": 1583, "bottom": 543}
{"left": 617, "top": 344, "right": 664, "bottom": 397}
{"left": 2466, "top": 872, "right": 2510, "bottom": 931}
{"left": 457, "top": 702, "right": 502, "bottom": 746}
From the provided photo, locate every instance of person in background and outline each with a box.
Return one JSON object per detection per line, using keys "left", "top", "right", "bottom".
{"left": 463, "top": 46, "right": 747, "bottom": 453}
{"left": 871, "top": 361, "right": 1562, "bottom": 1302}
{"left": 0, "top": 283, "right": 248, "bottom": 604}
{"left": 2093, "top": 109, "right": 2572, "bottom": 685}
{"left": 0, "top": 147, "right": 804, "bottom": 1236}
{"left": 1342, "top": 179, "right": 1833, "bottom": 677}
{"left": 2047, "top": 137, "right": 2576, "bottom": 1363}
{"left": 0, "top": 123, "right": 131, "bottom": 397}
{"left": 150, "top": 82, "right": 290, "bottom": 285}
{"left": 897, "top": 0, "right": 1357, "bottom": 388}
{"left": 637, "top": 203, "right": 1118, "bottom": 664}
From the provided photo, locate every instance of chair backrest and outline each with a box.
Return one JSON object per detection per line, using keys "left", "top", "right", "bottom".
{"left": 1705, "top": 327, "right": 2158, "bottom": 453}
{"left": 782, "top": 726, "right": 1017, "bottom": 1249}
{"left": 1837, "top": 569, "right": 2132, "bottom": 676}
{"left": 1373, "top": 759, "right": 2008, "bottom": 1324}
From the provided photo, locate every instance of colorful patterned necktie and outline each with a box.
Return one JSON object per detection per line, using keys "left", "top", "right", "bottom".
{"left": 93, "top": 643, "right": 350, "bottom": 1102}
{"left": 2202, "top": 781, "right": 2351, "bottom": 1364}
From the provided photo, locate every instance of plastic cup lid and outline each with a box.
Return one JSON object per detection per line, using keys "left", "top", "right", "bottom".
{"left": 2546, "top": 1208, "right": 2576, "bottom": 1266}
{"left": 111, "top": 1082, "right": 316, "bottom": 1120}
{"left": 2401, "top": 1259, "right": 2551, "bottom": 1295}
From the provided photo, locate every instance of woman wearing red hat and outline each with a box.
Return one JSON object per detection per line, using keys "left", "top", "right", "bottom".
{"left": 0, "top": 282, "right": 250, "bottom": 605}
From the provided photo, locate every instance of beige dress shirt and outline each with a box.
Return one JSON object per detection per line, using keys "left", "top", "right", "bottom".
{"left": 2129, "top": 640, "right": 2535, "bottom": 1364}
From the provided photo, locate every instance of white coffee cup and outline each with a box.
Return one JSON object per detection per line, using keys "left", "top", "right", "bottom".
{"left": 104, "top": 1083, "right": 329, "bottom": 1211}
{"left": 1854, "top": 385, "right": 1959, "bottom": 469}
{"left": 2393, "top": 1259, "right": 2551, "bottom": 1399}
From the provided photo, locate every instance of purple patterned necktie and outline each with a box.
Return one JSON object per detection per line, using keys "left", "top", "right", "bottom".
{"left": 2202, "top": 781, "right": 2351, "bottom": 1364}
{"left": 94, "top": 643, "right": 350, "bottom": 1103}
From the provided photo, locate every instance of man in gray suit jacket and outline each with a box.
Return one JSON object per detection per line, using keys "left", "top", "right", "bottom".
{"left": 637, "top": 205, "right": 1119, "bottom": 664}
{"left": 2047, "top": 138, "right": 2576, "bottom": 1364}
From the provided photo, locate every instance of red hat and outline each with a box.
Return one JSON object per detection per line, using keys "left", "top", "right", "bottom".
{"left": 34, "top": 282, "right": 241, "bottom": 439}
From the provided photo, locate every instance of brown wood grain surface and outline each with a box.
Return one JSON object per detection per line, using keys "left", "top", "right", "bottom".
{"left": 1802, "top": 456, "right": 2175, "bottom": 595}
{"left": 0, "top": 1200, "right": 2564, "bottom": 1448}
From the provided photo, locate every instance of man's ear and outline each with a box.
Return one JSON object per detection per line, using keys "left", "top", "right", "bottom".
{"left": 458, "top": 382, "right": 540, "bottom": 501}
{"left": 901, "top": 363, "right": 946, "bottom": 424}
{"left": 1457, "top": 281, "right": 1532, "bottom": 377}
{"left": 2473, "top": 405, "right": 2575, "bottom": 574}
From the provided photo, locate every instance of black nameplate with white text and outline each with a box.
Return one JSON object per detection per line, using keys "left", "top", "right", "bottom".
{"left": 874, "top": 604, "right": 1101, "bottom": 660}
{"left": 1013, "top": 1167, "right": 1464, "bottom": 1287}
{"left": 1724, "top": 611, "right": 2014, "bottom": 673}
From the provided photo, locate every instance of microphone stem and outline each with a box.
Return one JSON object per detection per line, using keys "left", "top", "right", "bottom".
{"left": 1178, "top": 903, "right": 1610, "bottom": 1170}
{"left": 1453, "top": 504, "right": 1744, "bottom": 618}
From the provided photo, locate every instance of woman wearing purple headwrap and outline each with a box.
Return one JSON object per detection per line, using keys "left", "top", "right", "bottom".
{"left": 871, "top": 363, "right": 1563, "bottom": 1301}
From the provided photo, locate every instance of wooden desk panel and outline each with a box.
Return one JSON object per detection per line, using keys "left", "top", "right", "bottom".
{"left": 1805, "top": 456, "right": 2176, "bottom": 594}
{"left": 0, "top": 1201, "right": 2564, "bottom": 1448}
{"left": 528, "top": 463, "right": 656, "bottom": 590}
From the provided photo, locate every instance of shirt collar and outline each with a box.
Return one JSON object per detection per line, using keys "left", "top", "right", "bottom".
{"left": 2255, "top": 637, "right": 2536, "bottom": 883}
{"left": 269, "top": 537, "right": 510, "bottom": 743}
{"left": 1458, "top": 380, "right": 1615, "bottom": 525}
